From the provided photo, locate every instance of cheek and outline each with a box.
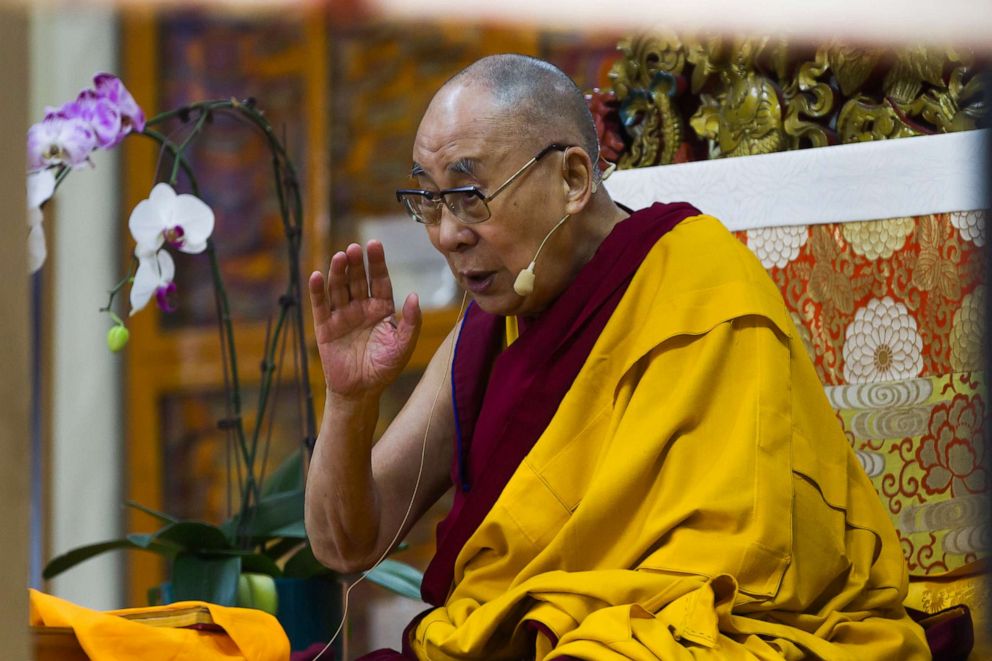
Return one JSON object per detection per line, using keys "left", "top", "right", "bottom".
{"left": 475, "top": 227, "right": 522, "bottom": 265}
{"left": 425, "top": 226, "right": 441, "bottom": 250}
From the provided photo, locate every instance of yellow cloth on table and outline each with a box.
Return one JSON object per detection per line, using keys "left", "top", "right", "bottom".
{"left": 411, "top": 215, "right": 930, "bottom": 660}
{"left": 30, "top": 589, "right": 289, "bottom": 660}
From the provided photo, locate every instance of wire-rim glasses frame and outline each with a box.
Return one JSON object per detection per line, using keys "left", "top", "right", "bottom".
{"left": 395, "top": 143, "right": 572, "bottom": 225}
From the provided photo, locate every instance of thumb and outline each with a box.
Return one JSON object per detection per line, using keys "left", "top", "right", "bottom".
{"left": 397, "top": 292, "right": 422, "bottom": 349}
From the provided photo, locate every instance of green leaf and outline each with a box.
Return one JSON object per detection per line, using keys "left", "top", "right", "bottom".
{"left": 43, "top": 540, "right": 135, "bottom": 580}
{"left": 218, "top": 518, "right": 236, "bottom": 540}
{"left": 44, "top": 537, "right": 182, "bottom": 580}
{"left": 266, "top": 521, "right": 307, "bottom": 539}
{"left": 260, "top": 449, "right": 304, "bottom": 497}
{"left": 365, "top": 559, "right": 423, "bottom": 601}
{"left": 238, "top": 552, "right": 283, "bottom": 577}
{"left": 171, "top": 553, "right": 241, "bottom": 605}
{"left": 125, "top": 533, "right": 183, "bottom": 556}
{"left": 152, "top": 521, "right": 233, "bottom": 551}
{"left": 282, "top": 543, "right": 332, "bottom": 580}
{"left": 229, "top": 489, "right": 305, "bottom": 540}
{"left": 124, "top": 500, "right": 178, "bottom": 525}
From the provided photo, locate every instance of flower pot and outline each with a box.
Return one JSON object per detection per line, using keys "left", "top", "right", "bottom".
{"left": 275, "top": 576, "right": 346, "bottom": 656}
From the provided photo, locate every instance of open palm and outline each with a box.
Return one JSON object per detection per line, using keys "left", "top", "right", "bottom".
{"left": 308, "top": 241, "right": 421, "bottom": 398}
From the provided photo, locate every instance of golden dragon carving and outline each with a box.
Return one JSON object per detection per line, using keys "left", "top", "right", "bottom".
{"left": 595, "top": 33, "right": 987, "bottom": 168}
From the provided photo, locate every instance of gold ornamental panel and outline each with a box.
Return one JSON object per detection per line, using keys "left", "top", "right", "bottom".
{"left": 598, "top": 34, "right": 988, "bottom": 168}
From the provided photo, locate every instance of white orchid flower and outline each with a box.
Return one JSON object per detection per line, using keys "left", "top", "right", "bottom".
{"left": 129, "top": 246, "right": 176, "bottom": 315}
{"left": 27, "top": 169, "right": 57, "bottom": 273}
{"left": 128, "top": 182, "right": 214, "bottom": 255}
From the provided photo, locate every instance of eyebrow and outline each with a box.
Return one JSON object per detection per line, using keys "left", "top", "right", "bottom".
{"left": 411, "top": 158, "right": 479, "bottom": 181}
{"left": 448, "top": 158, "right": 477, "bottom": 177}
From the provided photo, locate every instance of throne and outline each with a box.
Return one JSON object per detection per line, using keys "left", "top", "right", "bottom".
{"left": 597, "top": 34, "right": 989, "bottom": 659}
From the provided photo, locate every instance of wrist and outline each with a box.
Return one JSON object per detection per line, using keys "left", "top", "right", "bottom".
{"left": 326, "top": 386, "right": 380, "bottom": 408}
{"left": 313, "top": 388, "right": 381, "bottom": 455}
{"left": 324, "top": 388, "right": 382, "bottom": 428}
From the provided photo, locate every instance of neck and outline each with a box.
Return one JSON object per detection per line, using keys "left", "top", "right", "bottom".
{"left": 573, "top": 193, "right": 629, "bottom": 270}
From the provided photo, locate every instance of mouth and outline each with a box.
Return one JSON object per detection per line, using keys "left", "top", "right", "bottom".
{"left": 461, "top": 270, "right": 496, "bottom": 294}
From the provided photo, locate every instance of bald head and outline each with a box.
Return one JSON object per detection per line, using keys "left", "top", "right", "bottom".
{"left": 439, "top": 54, "right": 601, "bottom": 179}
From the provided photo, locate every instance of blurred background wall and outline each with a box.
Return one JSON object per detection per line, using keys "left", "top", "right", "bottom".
{"left": 1, "top": 7, "right": 31, "bottom": 659}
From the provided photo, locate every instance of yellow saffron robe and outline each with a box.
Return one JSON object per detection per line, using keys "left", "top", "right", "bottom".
{"left": 411, "top": 215, "right": 930, "bottom": 659}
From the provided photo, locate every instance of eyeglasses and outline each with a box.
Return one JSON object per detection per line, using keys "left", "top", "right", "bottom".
{"left": 396, "top": 143, "right": 570, "bottom": 225}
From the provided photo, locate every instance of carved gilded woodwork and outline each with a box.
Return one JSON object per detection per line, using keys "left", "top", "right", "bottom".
{"left": 609, "top": 32, "right": 688, "bottom": 168}
{"left": 602, "top": 33, "right": 988, "bottom": 167}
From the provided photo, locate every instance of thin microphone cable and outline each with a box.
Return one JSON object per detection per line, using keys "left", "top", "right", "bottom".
{"left": 313, "top": 290, "right": 469, "bottom": 660}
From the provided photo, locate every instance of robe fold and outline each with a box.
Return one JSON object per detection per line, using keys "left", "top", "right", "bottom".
{"left": 372, "top": 204, "right": 930, "bottom": 660}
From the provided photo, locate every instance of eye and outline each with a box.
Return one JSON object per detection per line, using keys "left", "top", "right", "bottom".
{"left": 450, "top": 191, "right": 488, "bottom": 222}
{"left": 460, "top": 194, "right": 483, "bottom": 210}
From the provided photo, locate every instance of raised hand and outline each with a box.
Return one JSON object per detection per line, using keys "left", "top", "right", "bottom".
{"left": 308, "top": 241, "right": 421, "bottom": 399}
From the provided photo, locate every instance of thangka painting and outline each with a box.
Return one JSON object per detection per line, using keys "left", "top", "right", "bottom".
{"left": 735, "top": 211, "right": 988, "bottom": 580}
{"left": 156, "top": 13, "right": 311, "bottom": 328}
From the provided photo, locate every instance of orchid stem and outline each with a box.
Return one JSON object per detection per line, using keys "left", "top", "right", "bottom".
{"left": 110, "top": 97, "right": 317, "bottom": 551}
{"left": 99, "top": 255, "right": 138, "bottom": 315}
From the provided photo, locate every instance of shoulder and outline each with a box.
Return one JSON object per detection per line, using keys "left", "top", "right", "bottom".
{"left": 599, "top": 213, "right": 794, "bottom": 373}
{"left": 652, "top": 213, "right": 773, "bottom": 296}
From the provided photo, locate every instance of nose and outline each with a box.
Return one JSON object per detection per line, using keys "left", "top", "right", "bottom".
{"left": 433, "top": 204, "right": 477, "bottom": 253}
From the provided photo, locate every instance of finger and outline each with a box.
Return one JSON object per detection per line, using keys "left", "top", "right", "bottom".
{"left": 366, "top": 240, "right": 394, "bottom": 302}
{"left": 308, "top": 270, "right": 331, "bottom": 324}
{"left": 345, "top": 243, "right": 369, "bottom": 301}
{"left": 327, "top": 251, "right": 349, "bottom": 309}
{"left": 396, "top": 292, "right": 422, "bottom": 350}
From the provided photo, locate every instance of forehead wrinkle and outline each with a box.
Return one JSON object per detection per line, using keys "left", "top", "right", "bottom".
{"left": 413, "top": 105, "right": 528, "bottom": 182}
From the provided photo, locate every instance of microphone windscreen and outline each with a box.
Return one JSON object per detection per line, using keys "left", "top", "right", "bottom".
{"left": 513, "top": 269, "right": 535, "bottom": 296}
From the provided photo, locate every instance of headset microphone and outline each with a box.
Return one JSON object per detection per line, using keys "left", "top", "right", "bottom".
{"left": 513, "top": 212, "right": 571, "bottom": 296}
{"left": 514, "top": 155, "right": 620, "bottom": 296}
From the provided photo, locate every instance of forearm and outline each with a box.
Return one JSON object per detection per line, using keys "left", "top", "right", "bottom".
{"left": 305, "top": 388, "right": 384, "bottom": 572}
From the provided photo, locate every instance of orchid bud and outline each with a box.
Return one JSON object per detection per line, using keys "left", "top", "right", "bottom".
{"left": 107, "top": 324, "right": 130, "bottom": 352}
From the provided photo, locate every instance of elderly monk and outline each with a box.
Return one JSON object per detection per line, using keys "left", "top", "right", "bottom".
{"left": 305, "top": 54, "right": 930, "bottom": 660}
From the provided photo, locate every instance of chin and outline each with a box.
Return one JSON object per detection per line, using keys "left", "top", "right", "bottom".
{"left": 470, "top": 291, "right": 544, "bottom": 318}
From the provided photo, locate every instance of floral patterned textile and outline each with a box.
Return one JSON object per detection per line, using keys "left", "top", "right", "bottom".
{"left": 735, "top": 211, "right": 988, "bottom": 578}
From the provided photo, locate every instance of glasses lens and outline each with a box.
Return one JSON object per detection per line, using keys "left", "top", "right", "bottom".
{"left": 446, "top": 191, "right": 490, "bottom": 224}
{"left": 399, "top": 194, "right": 439, "bottom": 224}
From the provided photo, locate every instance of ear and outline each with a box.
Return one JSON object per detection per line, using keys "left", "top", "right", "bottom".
{"left": 560, "top": 147, "right": 594, "bottom": 216}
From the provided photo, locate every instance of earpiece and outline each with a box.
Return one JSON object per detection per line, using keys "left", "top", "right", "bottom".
{"left": 591, "top": 162, "right": 617, "bottom": 194}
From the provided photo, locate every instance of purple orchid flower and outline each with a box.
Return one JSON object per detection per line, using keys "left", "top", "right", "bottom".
{"left": 93, "top": 73, "right": 145, "bottom": 144}
{"left": 155, "top": 281, "right": 179, "bottom": 313}
{"left": 27, "top": 114, "right": 97, "bottom": 171}
{"left": 56, "top": 91, "right": 123, "bottom": 149}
